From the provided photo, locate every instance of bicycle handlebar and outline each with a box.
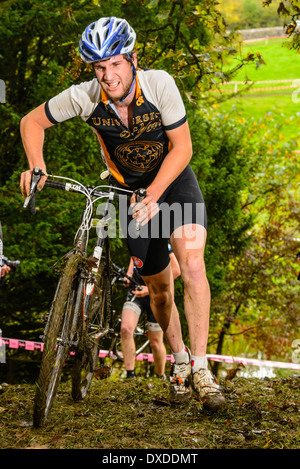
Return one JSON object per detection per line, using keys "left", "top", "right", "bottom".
{"left": 23, "top": 167, "right": 146, "bottom": 216}
{"left": 1, "top": 256, "right": 21, "bottom": 270}
{"left": 111, "top": 263, "right": 142, "bottom": 290}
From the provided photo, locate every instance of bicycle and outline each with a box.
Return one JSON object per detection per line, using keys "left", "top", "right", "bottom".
{"left": 23, "top": 167, "right": 146, "bottom": 427}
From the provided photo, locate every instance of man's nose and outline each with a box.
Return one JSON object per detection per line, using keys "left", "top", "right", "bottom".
{"left": 103, "top": 67, "right": 115, "bottom": 81}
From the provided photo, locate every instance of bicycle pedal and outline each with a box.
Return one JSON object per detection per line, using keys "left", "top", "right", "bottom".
{"left": 94, "top": 365, "right": 112, "bottom": 380}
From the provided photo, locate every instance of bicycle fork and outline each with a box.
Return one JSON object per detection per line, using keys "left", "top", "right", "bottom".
{"left": 84, "top": 198, "right": 111, "bottom": 297}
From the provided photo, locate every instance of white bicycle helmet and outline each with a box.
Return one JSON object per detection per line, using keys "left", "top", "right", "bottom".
{"left": 79, "top": 16, "right": 136, "bottom": 63}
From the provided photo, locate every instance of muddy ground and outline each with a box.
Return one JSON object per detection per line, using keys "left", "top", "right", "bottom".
{"left": 0, "top": 369, "right": 299, "bottom": 451}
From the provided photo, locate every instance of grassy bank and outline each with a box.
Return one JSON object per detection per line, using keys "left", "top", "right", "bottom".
{"left": 213, "top": 38, "right": 300, "bottom": 142}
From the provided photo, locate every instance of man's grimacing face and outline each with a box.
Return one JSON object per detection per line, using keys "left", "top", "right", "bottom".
{"left": 93, "top": 54, "right": 137, "bottom": 101}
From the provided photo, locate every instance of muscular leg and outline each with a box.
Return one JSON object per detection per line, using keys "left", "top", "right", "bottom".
{"left": 170, "top": 223, "right": 225, "bottom": 410}
{"left": 121, "top": 308, "right": 139, "bottom": 372}
{"left": 170, "top": 224, "right": 210, "bottom": 358}
{"left": 142, "top": 264, "right": 184, "bottom": 354}
{"left": 147, "top": 329, "right": 166, "bottom": 376}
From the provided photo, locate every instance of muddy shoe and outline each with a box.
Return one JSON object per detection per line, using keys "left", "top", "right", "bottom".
{"left": 191, "top": 369, "right": 225, "bottom": 411}
{"left": 170, "top": 352, "right": 192, "bottom": 402}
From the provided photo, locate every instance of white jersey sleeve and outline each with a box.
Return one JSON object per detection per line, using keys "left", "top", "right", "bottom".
{"left": 45, "top": 78, "right": 101, "bottom": 124}
{"left": 137, "top": 69, "right": 186, "bottom": 130}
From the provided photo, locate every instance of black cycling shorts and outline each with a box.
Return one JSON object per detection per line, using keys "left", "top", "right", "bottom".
{"left": 119, "top": 165, "right": 207, "bottom": 276}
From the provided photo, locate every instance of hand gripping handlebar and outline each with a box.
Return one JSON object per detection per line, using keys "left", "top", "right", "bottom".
{"left": 135, "top": 188, "right": 147, "bottom": 231}
{"left": 23, "top": 167, "right": 45, "bottom": 215}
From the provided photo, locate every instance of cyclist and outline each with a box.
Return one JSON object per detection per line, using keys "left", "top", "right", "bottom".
{"left": 121, "top": 244, "right": 180, "bottom": 379}
{"left": 0, "top": 223, "right": 12, "bottom": 285}
{"left": 20, "top": 16, "right": 225, "bottom": 410}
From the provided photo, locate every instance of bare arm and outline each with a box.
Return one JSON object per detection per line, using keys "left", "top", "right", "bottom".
{"left": 20, "top": 103, "right": 54, "bottom": 198}
{"left": 126, "top": 257, "right": 134, "bottom": 277}
{"left": 126, "top": 257, "right": 149, "bottom": 297}
{"left": 147, "top": 121, "right": 192, "bottom": 201}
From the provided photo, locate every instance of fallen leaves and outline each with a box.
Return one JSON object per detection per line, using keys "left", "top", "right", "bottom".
{"left": 25, "top": 441, "right": 48, "bottom": 449}
{"left": 225, "top": 363, "right": 245, "bottom": 381}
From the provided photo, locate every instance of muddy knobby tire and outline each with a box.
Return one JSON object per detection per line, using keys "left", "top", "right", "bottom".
{"left": 33, "top": 251, "right": 82, "bottom": 428}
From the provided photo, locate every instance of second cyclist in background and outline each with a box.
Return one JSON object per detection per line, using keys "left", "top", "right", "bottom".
{"left": 121, "top": 244, "right": 180, "bottom": 379}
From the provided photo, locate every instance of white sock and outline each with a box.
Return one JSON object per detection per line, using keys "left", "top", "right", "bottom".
{"left": 191, "top": 355, "right": 208, "bottom": 372}
{"left": 172, "top": 346, "right": 189, "bottom": 364}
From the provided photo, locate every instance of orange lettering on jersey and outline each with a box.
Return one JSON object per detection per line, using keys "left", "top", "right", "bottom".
{"left": 136, "top": 96, "right": 144, "bottom": 106}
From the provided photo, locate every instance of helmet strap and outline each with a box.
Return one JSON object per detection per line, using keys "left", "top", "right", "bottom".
{"left": 119, "top": 54, "right": 136, "bottom": 102}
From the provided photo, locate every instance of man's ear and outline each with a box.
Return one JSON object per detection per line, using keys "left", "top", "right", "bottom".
{"left": 132, "top": 52, "right": 138, "bottom": 68}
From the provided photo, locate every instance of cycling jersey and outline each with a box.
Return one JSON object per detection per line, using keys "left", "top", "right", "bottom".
{"left": 45, "top": 69, "right": 187, "bottom": 189}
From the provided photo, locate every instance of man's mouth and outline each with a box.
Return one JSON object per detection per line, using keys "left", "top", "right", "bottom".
{"left": 106, "top": 81, "right": 120, "bottom": 90}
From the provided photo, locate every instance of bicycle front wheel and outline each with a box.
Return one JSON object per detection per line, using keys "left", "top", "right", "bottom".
{"left": 33, "top": 250, "right": 82, "bottom": 428}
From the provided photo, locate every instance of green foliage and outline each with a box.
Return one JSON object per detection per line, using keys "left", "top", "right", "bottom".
{"left": 189, "top": 107, "right": 255, "bottom": 292}
{"left": 217, "top": 0, "right": 283, "bottom": 29}
{"left": 208, "top": 115, "right": 300, "bottom": 365}
{"left": 262, "top": 0, "right": 300, "bottom": 51}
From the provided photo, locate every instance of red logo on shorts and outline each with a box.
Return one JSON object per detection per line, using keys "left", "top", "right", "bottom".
{"left": 132, "top": 257, "right": 143, "bottom": 268}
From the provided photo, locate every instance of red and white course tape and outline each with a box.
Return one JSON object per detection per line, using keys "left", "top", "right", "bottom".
{"left": 1, "top": 337, "right": 300, "bottom": 370}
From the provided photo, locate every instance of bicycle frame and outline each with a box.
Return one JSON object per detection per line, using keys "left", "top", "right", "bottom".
{"left": 30, "top": 171, "right": 130, "bottom": 337}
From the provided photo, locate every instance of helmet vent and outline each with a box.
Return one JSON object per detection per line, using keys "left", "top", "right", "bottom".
{"left": 109, "top": 40, "right": 121, "bottom": 52}
{"left": 95, "top": 32, "right": 101, "bottom": 50}
{"left": 119, "top": 24, "right": 127, "bottom": 35}
{"left": 103, "top": 28, "right": 109, "bottom": 41}
{"left": 125, "top": 37, "right": 134, "bottom": 48}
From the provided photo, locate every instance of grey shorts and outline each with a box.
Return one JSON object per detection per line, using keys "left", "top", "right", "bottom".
{"left": 122, "top": 294, "right": 162, "bottom": 332}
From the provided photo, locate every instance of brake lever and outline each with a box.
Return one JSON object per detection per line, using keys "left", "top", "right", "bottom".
{"left": 23, "top": 167, "right": 45, "bottom": 211}
{"left": 135, "top": 188, "right": 147, "bottom": 231}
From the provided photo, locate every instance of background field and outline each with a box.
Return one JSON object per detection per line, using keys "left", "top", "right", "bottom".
{"left": 234, "top": 37, "right": 300, "bottom": 81}
{"left": 214, "top": 38, "right": 300, "bottom": 142}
